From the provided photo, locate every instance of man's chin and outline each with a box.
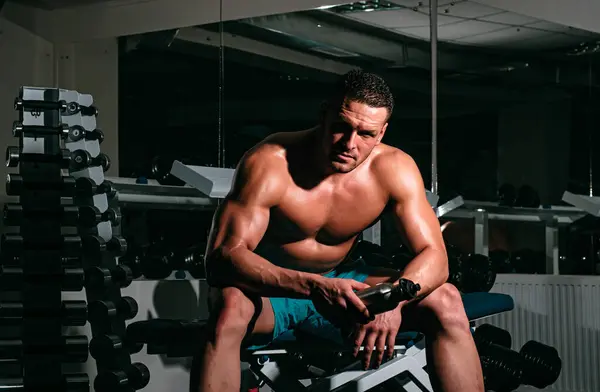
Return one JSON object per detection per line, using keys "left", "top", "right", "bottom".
{"left": 330, "top": 161, "right": 356, "bottom": 173}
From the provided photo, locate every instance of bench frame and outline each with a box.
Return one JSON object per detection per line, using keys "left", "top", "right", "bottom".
{"left": 247, "top": 298, "right": 513, "bottom": 392}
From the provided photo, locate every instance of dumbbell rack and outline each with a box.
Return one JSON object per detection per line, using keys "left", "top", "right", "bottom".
{"left": 0, "top": 87, "right": 149, "bottom": 392}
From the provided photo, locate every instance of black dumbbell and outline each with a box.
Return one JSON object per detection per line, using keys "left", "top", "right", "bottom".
{"left": 3, "top": 204, "right": 80, "bottom": 226}
{"left": 488, "top": 249, "right": 513, "bottom": 273}
{"left": 78, "top": 205, "right": 121, "bottom": 227}
{"left": 81, "top": 235, "right": 127, "bottom": 257}
{"left": 519, "top": 340, "right": 562, "bottom": 389}
{"left": 75, "top": 177, "right": 116, "bottom": 199}
{"left": 94, "top": 363, "right": 150, "bottom": 392}
{"left": 88, "top": 297, "right": 138, "bottom": 324}
{"left": 0, "top": 335, "right": 88, "bottom": 363}
{"left": 68, "top": 125, "right": 104, "bottom": 143}
{"left": 1, "top": 234, "right": 81, "bottom": 253}
{"left": 0, "top": 300, "right": 87, "bottom": 327}
{"left": 0, "top": 374, "right": 89, "bottom": 392}
{"left": 474, "top": 324, "right": 512, "bottom": 350}
{"left": 12, "top": 122, "right": 69, "bottom": 138}
{"left": 14, "top": 97, "right": 97, "bottom": 116}
{"left": 86, "top": 265, "right": 133, "bottom": 289}
{"left": 461, "top": 254, "right": 496, "bottom": 293}
{"left": 70, "top": 150, "right": 110, "bottom": 171}
{"left": 119, "top": 252, "right": 143, "bottom": 279}
{"left": 479, "top": 343, "right": 524, "bottom": 392}
{"left": 151, "top": 156, "right": 185, "bottom": 186}
{"left": 172, "top": 246, "right": 206, "bottom": 279}
{"left": 446, "top": 244, "right": 464, "bottom": 289}
{"left": 6, "top": 146, "right": 71, "bottom": 168}
{"left": 515, "top": 185, "right": 540, "bottom": 208}
{"left": 89, "top": 334, "right": 143, "bottom": 361}
{"left": 6, "top": 174, "right": 76, "bottom": 196}
{"left": 498, "top": 183, "right": 516, "bottom": 207}
{"left": 0, "top": 266, "right": 85, "bottom": 292}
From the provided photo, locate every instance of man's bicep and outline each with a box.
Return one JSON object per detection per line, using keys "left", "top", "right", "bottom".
{"left": 206, "top": 148, "right": 284, "bottom": 255}
{"left": 207, "top": 198, "right": 271, "bottom": 255}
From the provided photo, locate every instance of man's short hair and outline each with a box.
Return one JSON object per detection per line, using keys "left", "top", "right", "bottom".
{"left": 328, "top": 69, "right": 395, "bottom": 118}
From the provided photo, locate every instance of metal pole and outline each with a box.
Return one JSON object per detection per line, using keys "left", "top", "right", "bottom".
{"left": 588, "top": 58, "right": 594, "bottom": 197}
{"left": 218, "top": 0, "right": 226, "bottom": 168}
{"left": 430, "top": 0, "right": 438, "bottom": 195}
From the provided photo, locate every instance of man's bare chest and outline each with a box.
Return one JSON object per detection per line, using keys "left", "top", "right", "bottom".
{"left": 267, "top": 183, "right": 388, "bottom": 244}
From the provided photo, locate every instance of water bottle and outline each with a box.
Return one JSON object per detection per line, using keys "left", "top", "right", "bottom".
{"left": 356, "top": 279, "right": 421, "bottom": 315}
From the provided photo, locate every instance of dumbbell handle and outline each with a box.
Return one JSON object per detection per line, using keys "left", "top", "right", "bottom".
{"left": 12, "top": 122, "right": 68, "bottom": 138}
{"left": 0, "top": 300, "right": 87, "bottom": 326}
{"left": 15, "top": 98, "right": 97, "bottom": 116}
{"left": 6, "top": 174, "right": 76, "bottom": 196}
{"left": 0, "top": 374, "right": 88, "bottom": 392}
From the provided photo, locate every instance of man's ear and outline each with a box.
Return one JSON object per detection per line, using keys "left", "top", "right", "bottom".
{"left": 376, "top": 123, "right": 388, "bottom": 144}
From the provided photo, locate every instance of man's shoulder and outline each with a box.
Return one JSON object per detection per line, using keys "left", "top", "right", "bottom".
{"left": 370, "top": 144, "right": 423, "bottom": 200}
{"left": 371, "top": 144, "right": 418, "bottom": 174}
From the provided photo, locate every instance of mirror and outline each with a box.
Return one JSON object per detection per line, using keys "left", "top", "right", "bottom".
{"left": 429, "top": 2, "right": 600, "bottom": 275}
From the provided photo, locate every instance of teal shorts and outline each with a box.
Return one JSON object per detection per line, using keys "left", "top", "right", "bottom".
{"left": 246, "top": 258, "right": 378, "bottom": 350}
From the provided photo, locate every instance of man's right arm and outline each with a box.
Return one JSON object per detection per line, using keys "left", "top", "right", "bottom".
{"left": 204, "top": 144, "right": 322, "bottom": 298}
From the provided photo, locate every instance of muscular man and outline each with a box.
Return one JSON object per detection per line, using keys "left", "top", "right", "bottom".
{"left": 193, "top": 70, "right": 484, "bottom": 392}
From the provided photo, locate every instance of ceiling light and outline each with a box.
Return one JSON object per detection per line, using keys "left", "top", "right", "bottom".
{"left": 329, "top": 1, "right": 400, "bottom": 13}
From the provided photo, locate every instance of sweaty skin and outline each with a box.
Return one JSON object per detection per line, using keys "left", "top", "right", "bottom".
{"left": 206, "top": 102, "right": 447, "bottom": 298}
{"left": 196, "top": 100, "right": 483, "bottom": 392}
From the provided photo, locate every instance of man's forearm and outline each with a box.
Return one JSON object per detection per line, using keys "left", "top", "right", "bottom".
{"left": 395, "top": 246, "right": 448, "bottom": 300}
{"left": 207, "top": 246, "right": 323, "bottom": 298}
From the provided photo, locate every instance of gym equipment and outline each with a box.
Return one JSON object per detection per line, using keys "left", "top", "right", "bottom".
{"left": 12, "top": 121, "right": 104, "bottom": 143}
{"left": 445, "top": 247, "right": 497, "bottom": 293}
{"left": 151, "top": 155, "right": 185, "bottom": 186}
{"left": 126, "top": 291, "right": 515, "bottom": 392}
{"left": 519, "top": 340, "right": 562, "bottom": 388}
{"left": 1, "top": 86, "right": 142, "bottom": 392}
{"left": 57, "top": 88, "right": 147, "bottom": 391}
{"left": 0, "top": 87, "right": 97, "bottom": 392}
{"left": 488, "top": 249, "right": 513, "bottom": 273}
{"left": 460, "top": 253, "right": 496, "bottom": 293}
{"left": 0, "top": 300, "right": 87, "bottom": 326}
{"left": 515, "top": 185, "right": 540, "bottom": 208}
{"left": 87, "top": 297, "right": 139, "bottom": 324}
{"left": 70, "top": 150, "right": 111, "bottom": 172}
{"left": 497, "top": 183, "right": 516, "bottom": 206}
{"left": 5, "top": 173, "right": 77, "bottom": 196}
{"left": 0, "top": 374, "right": 90, "bottom": 392}
{"left": 0, "top": 336, "right": 89, "bottom": 363}
{"left": 472, "top": 324, "right": 562, "bottom": 391}
{"left": 473, "top": 323, "right": 512, "bottom": 349}
{"left": 94, "top": 363, "right": 150, "bottom": 392}
{"left": 89, "top": 334, "right": 143, "bottom": 361}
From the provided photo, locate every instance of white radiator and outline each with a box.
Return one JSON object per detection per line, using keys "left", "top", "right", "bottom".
{"left": 476, "top": 274, "right": 600, "bottom": 392}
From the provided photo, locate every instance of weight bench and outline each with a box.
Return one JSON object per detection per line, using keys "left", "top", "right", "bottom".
{"left": 244, "top": 292, "right": 514, "bottom": 392}
{"left": 125, "top": 292, "right": 513, "bottom": 392}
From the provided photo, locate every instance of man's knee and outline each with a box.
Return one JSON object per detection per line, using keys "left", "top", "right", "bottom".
{"left": 419, "top": 283, "right": 470, "bottom": 333}
{"left": 209, "top": 287, "right": 258, "bottom": 342}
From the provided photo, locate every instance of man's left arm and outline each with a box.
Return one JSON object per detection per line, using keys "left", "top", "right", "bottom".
{"left": 380, "top": 152, "right": 449, "bottom": 299}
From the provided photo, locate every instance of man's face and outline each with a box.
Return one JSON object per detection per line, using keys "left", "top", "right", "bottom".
{"left": 321, "top": 100, "right": 389, "bottom": 173}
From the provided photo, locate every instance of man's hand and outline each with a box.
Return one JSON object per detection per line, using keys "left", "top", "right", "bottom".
{"left": 310, "top": 278, "right": 372, "bottom": 327}
{"left": 351, "top": 305, "right": 403, "bottom": 369}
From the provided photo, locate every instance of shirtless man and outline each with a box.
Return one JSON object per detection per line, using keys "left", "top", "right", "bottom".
{"left": 193, "top": 70, "right": 484, "bottom": 392}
